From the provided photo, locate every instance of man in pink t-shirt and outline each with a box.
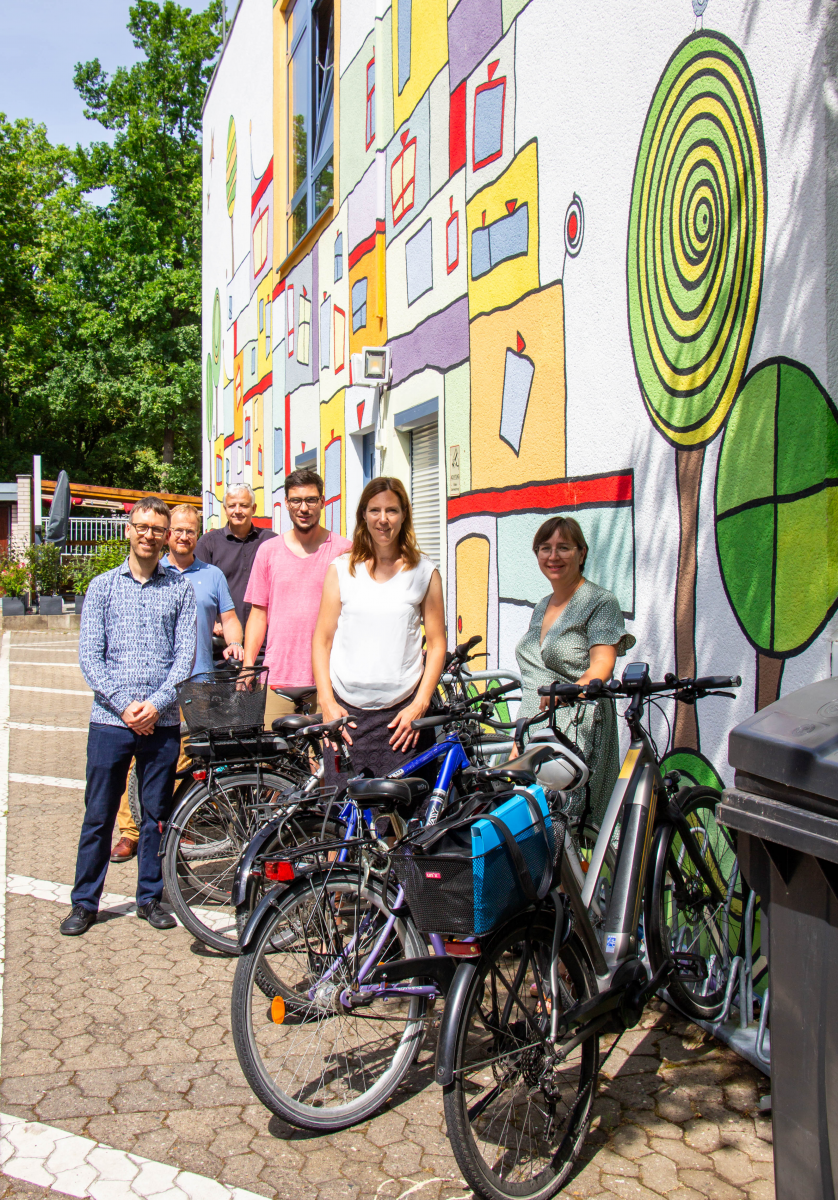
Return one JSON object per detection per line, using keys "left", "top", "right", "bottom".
{"left": 243, "top": 469, "right": 351, "bottom": 726}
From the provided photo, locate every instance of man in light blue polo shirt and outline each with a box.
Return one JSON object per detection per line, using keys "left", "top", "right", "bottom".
{"left": 110, "top": 503, "right": 244, "bottom": 862}
{"left": 162, "top": 504, "right": 244, "bottom": 674}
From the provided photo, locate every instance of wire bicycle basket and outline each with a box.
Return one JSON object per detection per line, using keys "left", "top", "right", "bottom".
{"left": 177, "top": 666, "right": 270, "bottom": 734}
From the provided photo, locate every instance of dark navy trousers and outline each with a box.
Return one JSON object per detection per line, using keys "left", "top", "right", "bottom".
{"left": 71, "top": 722, "right": 180, "bottom": 911}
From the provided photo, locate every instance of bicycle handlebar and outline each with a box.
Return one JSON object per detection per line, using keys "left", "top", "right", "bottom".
{"left": 536, "top": 673, "right": 742, "bottom": 703}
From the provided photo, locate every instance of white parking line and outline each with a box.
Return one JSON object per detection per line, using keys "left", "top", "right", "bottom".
{"left": 10, "top": 685, "right": 90, "bottom": 696}
{"left": 9, "top": 774, "right": 85, "bottom": 791}
{"left": 8, "top": 723, "right": 87, "bottom": 733}
{"left": 9, "top": 661, "right": 83, "bottom": 669}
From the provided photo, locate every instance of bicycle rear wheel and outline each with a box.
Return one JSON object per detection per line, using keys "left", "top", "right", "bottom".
{"left": 443, "top": 917, "right": 599, "bottom": 1200}
{"left": 163, "top": 770, "right": 296, "bottom": 953}
{"left": 231, "top": 867, "right": 427, "bottom": 1130}
{"left": 645, "top": 786, "right": 746, "bottom": 1021}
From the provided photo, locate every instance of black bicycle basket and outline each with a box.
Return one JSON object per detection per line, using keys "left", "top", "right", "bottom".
{"left": 391, "top": 789, "right": 567, "bottom": 937}
{"left": 177, "top": 667, "right": 270, "bottom": 733}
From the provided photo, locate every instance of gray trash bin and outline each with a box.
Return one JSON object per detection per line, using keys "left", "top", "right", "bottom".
{"left": 719, "top": 676, "right": 838, "bottom": 1200}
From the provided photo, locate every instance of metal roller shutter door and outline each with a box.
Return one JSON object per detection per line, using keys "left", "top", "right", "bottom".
{"left": 410, "top": 422, "right": 440, "bottom": 567}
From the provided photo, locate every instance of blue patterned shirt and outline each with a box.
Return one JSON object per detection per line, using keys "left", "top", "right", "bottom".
{"left": 79, "top": 559, "right": 197, "bottom": 727}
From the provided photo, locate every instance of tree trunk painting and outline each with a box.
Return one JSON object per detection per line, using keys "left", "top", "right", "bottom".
{"left": 673, "top": 446, "right": 704, "bottom": 747}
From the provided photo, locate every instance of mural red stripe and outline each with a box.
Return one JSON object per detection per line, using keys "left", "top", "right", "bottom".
{"left": 284, "top": 393, "right": 291, "bottom": 479}
{"left": 252, "top": 516, "right": 272, "bottom": 528}
{"left": 250, "top": 158, "right": 274, "bottom": 213}
{"left": 242, "top": 372, "right": 272, "bottom": 406}
{"left": 449, "top": 82, "right": 467, "bottom": 176}
{"left": 447, "top": 474, "right": 633, "bottom": 520}
{"left": 348, "top": 228, "right": 381, "bottom": 270}
{"left": 223, "top": 434, "right": 236, "bottom": 449}
{"left": 272, "top": 278, "right": 286, "bottom": 301}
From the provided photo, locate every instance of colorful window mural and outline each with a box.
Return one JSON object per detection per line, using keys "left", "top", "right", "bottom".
{"left": 351, "top": 278, "right": 368, "bottom": 333}
{"left": 333, "top": 304, "right": 345, "bottom": 371}
{"left": 273, "top": 427, "right": 283, "bottom": 474}
{"left": 391, "top": 131, "right": 416, "bottom": 226}
{"left": 320, "top": 296, "right": 330, "bottom": 368}
{"left": 286, "top": 284, "right": 294, "bottom": 358}
{"left": 334, "top": 231, "right": 343, "bottom": 281}
{"left": 365, "top": 53, "right": 375, "bottom": 150}
{"left": 297, "top": 290, "right": 311, "bottom": 364}
{"left": 324, "top": 433, "right": 341, "bottom": 531}
{"left": 446, "top": 198, "right": 459, "bottom": 274}
{"left": 473, "top": 62, "right": 505, "bottom": 170}
{"left": 405, "top": 218, "right": 433, "bottom": 305}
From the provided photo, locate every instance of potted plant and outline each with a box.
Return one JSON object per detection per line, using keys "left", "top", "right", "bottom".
{"left": 27, "top": 543, "right": 63, "bottom": 614}
{"left": 0, "top": 557, "right": 30, "bottom": 616}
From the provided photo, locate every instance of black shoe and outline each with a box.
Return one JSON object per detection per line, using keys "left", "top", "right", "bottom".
{"left": 136, "top": 899, "right": 176, "bottom": 930}
{"left": 60, "top": 905, "right": 97, "bottom": 936}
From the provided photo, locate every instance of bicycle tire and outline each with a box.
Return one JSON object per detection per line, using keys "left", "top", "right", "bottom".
{"left": 231, "top": 866, "right": 428, "bottom": 1131}
{"left": 443, "top": 916, "right": 600, "bottom": 1200}
{"left": 645, "top": 786, "right": 746, "bottom": 1021}
{"left": 163, "top": 770, "right": 297, "bottom": 953}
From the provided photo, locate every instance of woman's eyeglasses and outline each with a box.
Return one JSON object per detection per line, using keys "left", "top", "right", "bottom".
{"left": 537, "top": 544, "right": 576, "bottom": 558}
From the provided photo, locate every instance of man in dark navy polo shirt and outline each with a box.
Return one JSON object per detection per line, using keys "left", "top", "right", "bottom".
{"left": 194, "top": 484, "right": 275, "bottom": 631}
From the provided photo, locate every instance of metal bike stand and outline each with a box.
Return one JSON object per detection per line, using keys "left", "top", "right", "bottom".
{"left": 659, "top": 890, "right": 770, "bottom": 1075}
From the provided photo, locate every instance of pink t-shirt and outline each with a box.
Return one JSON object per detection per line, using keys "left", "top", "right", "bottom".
{"left": 244, "top": 531, "right": 351, "bottom": 686}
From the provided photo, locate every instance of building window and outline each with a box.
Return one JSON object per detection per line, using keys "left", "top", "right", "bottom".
{"left": 298, "top": 291, "right": 312, "bottom": 364}
{"left": 391, "top": 130, "right": 416, "bottom": 226}
{"left": 365, "top": 53, "right": 375, "bottom": 150}
{"left": 237, "top": 445, "right": 243, "bottom": 474}
{"left": 405, "top": 219, "right": 432, "bottom": 305}
{"left": 265, "top": 300, "right": 271, "bottom": 356}
{"left": 446, "top": 196, "right": 459, "bottom": 273}
{"left": 473, "top": 62, "right": 506, "bottom": 171}
{"left": 274, "top": 427, "right": 284, "bottom": 473}
{"left": 251, "top": 345, "right": 257, "bottom": 374}
{"left": 286, "top": 0, "right": 335, "bottom": 252}
{"left": 245, "top": 418, "right": 252, "bottom": 465}
{"left": 324, "top": 434, "right": 341, "bottom": 532}
{"left": 286, "top": 284, "right": 295, "bottom": 358}
{"left": 216, "top": 454, "right": 223, "bottom": 485}
{"left": 320, "top": 296, "right": 331, "bottom": 368}
{"left": 259, "top": 299, "right": 264, "bottom": 332}
{"left": 254, "top": 397, "right": 259, "bottom": 430}
{"left": 253, "top": 207, "right": 269, "bottom": 276}
{"left": 351, "top": 278, "right": 368, "bottom": 333}
{"left": 362, "top": 430, "right": 375, "bottom": 485}
{"left": 225, "top": 457, "right": 230, "bottom": 485}
{"left": 334, "top": 305, "right": 345, "bottom": 371}
{"left": 257, "top": 444, "right": 263, "bottom": 475}
{"left": 334, "top": 231, "right": 343, "bottom": 281}
{"left": 397, "top": 0, "right": 411, "bottom": 94}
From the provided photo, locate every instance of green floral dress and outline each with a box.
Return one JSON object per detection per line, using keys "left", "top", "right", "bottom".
{"left": 515, "top": 580, "right": 636, "bottom": 826}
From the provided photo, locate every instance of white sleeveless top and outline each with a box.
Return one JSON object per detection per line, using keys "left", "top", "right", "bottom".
{"left": 329, "top": 553, "right": 437, "bottom": 709}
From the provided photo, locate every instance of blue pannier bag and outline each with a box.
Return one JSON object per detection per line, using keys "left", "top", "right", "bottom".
{"left": 391, "top": 786, "right": 566, "bottom": 936}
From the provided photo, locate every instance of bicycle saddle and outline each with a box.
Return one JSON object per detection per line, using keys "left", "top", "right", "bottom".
{"left": 346, "top": 775, "right": 431, "bottom": 814}
{"left": 476, "top": 743, "right": 557, "bottom": 784}
{"left": 272, "top": 713, "right": 322, "bottom": 733}
{"left": 273, "top": 686, "right": 317, "bottom": 709}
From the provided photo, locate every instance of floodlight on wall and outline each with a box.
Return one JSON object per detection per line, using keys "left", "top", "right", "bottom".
{"left": 350, "top": 347, "right": 391, "bottom": 387}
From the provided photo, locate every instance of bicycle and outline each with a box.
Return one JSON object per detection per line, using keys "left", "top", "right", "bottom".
{"left": 229, "top": 680, "right": 584, "bottom": 1131}
{"left": 160, "top": 671, "right": 322, "bottom": 952}
{"left": 436, "top": 662, "right": 743, "bottom": 1199}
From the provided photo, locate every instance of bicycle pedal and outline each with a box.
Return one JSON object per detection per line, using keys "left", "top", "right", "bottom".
{"left": 671, "top": 952, "right": 708, "bottom": 982}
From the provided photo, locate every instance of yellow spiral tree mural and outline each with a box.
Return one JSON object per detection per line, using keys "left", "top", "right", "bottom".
{"left": 627, "top": 32, "right": 766, "bottom": 749}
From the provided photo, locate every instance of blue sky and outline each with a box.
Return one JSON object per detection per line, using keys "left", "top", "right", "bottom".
{"left": 0, "top": 0, "right": 232, "bottom": 150}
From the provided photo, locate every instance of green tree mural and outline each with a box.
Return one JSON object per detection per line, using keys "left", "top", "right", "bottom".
{"left": 715, "top": 358, "right": 838, "bottom": 709}
{"left": 627, "top": 32, "right": 766, "bottom": 749}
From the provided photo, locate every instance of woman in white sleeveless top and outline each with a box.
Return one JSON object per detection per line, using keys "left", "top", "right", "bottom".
{"left": 312, "top": 476, "right": 447, "bottom": 776}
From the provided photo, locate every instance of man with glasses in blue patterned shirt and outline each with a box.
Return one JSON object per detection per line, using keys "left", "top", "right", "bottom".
{"left": 61, "top": 496, "right": 197, "bottom": 936}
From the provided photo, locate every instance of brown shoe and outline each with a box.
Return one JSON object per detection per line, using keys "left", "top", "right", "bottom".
{"left": 110, "top": 837, "right": 138, "bottom": 863}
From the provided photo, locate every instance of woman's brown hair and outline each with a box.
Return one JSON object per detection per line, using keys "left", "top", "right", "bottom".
{"left": 531, "top": 515, "right": 588, "bottom": 570}
{"left": 349, "top": 477, "right": 422, "bottom": 575}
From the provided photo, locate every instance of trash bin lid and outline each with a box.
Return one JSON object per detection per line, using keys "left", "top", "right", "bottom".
{"left": 729, "top": 677, "right": 838, "bottom": 809}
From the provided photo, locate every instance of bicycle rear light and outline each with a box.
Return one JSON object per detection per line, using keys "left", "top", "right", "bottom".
{"left": 192, "top": 769, "right": 207, "bottom": 780}
{"left": 264, "top": 860, "right": 296, "bottom": 882}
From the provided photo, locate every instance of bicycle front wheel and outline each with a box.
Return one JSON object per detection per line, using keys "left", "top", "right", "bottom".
{"left": 163, "top": 770, "right": 296, "bottom": 953}
{"left": 443, "top": 917, "right": 599, "bottom": 1200}
{"left": 231, "top": 867, "right": 428, "bottom": 1131}
{"left": 646, "top": 786, "right": 746, "bottom": 1021}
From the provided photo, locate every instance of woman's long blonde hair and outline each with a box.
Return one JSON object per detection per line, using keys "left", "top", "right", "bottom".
{"left": 349, "top": 477, "right": 422, "bottom": 576}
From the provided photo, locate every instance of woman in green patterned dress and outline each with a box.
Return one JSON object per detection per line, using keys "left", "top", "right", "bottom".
{"left": 514, "top": 516, "right": 635, "bottom": 826}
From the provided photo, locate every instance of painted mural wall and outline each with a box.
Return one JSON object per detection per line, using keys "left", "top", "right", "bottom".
{"left": 202, "top": 0, "right": 838, "bottom": 787}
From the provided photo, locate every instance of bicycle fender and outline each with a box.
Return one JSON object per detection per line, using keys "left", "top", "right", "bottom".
{"left": 238, "top": 883, "right": 288, "bottom": 951}
{"left": 231, "top": 814, "right": 285, "bottom": 908}
{"left": 434, "top": 961, "right": 480, "bottom": 1088}
{"left": 158, "top": 779, "right": 206, "bottom": 857}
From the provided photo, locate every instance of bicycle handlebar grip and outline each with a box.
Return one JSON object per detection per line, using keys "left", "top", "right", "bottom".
{"left": 411, "top": 713, "right": 453, "bottom": 730}
{"left": 536, "top": 683, "right": 582, "bottom": 699}
{"left": 485, "top": 680, "right": 521, "bottom": 700}
{"left": 695, "top": 675, "right": 742, "bottom": 689}
{"left": 455, "top": 634, "right": 482, "bottom": 656}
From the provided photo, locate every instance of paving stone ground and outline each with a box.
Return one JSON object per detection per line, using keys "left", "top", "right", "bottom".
{"left": 0, "top": 631, "right": 775, "bottom": 1199}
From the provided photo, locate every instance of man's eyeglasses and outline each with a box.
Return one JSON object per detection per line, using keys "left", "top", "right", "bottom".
{"left": 130, "top": 523, "right": 169, "bottom": 539}
{"left": 286, "top": 497, "right": 323, "bottom": 509}
{"left": 171, "top": 528, "right": 198, "bottom": 539}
